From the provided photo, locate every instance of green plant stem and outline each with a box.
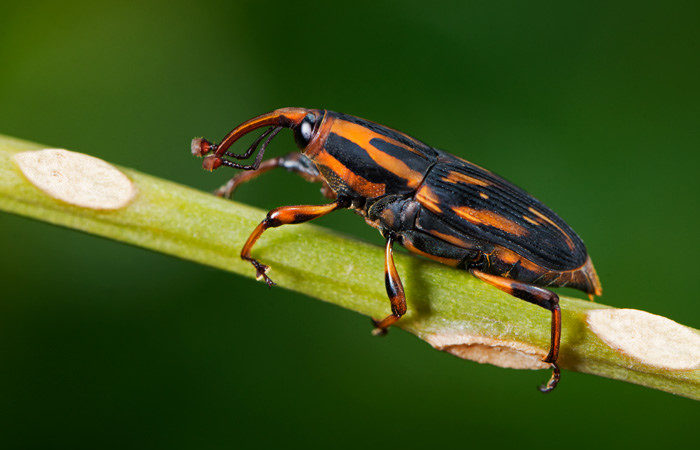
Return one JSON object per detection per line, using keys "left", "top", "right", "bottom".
{"left": 0, "top": 135, "right": 698, "bottom": 399}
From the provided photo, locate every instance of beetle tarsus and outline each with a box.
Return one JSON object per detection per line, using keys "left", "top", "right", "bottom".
{"left": 538, "top": 362, "right": 561, "bottom": 393}
{"left": 370, "top": 314, "right": 401, "bottom": 336}
{"left": 370, "top": 320, "right": 389, "bottom": 336}
{"left": 248, "top": 258, "right": 276, "bottom": 287}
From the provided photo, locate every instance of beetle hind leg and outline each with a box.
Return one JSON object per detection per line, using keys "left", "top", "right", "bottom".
{"left": 470, "top": 269, "right": 562, "bottom": 393}
{"left": 371, "top": 235, "right": 407, "bottom": 336}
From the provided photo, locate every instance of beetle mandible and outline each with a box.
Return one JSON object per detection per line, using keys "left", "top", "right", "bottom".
{"left": 192, "top": 107, "right": 602, "bottom": 393}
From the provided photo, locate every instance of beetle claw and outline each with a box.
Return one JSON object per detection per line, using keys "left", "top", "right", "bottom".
{"left": 252, "top": 262, "right": 276, "bottom": 288}
{"left": 259, "top": 273, "right": 276, "bottom": 288}
{"left": 538, "top": 362, "right": 561, "bottom": 393}
{"left": 370, "top": 319, "right": 389, "bottom": 336}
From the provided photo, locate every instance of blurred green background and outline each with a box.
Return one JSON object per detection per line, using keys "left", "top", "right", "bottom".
{"left": 1, "top": 1, "right": 698, "bottom": 448}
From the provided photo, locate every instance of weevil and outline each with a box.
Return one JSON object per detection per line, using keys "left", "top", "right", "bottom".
{"left": 191, "top": 107, "right": 602, "bottom": 392}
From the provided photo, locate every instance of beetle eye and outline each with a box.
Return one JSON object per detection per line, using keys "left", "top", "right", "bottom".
{"left": 294, "top": 113, "right": 317, "bottom": 149}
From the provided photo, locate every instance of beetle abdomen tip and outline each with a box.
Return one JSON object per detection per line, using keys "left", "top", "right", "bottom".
{"left": 579, "top": 255, "right": 603, "bottom": 297}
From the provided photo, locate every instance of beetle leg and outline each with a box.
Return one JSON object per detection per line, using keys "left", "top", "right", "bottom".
{"left": 240, "top": 198, "right": 350, "bottom": 287}
{"left": 371, "top": 235, "right": 407, "bottom": 336}
{"left": 469, "top": 269, "right": 561, "bottom": 393}
{"left": 215, "top": 152, "right": 334, "bottom": 200}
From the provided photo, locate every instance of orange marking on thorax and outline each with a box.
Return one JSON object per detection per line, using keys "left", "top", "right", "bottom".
{"left": 415, "top": 185, "right": 443, "bottom": 213}
{"left": 336, "top": 118, "right": 429, "bottom": 157}
{"left": 331, "top": 120, "right": 425, "bottom": 189}
{"left": 314, "top": 148, "right": 386, "bottom": 198}
{"left": 453, "top": 206, "right": 527, "bottom": 236}
{"left": 305, "top": 116, "right": 387, "bottom": 198}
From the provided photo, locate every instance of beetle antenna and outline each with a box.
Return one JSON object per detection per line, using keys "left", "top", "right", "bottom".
{"left": 223, "top": 127, "right": 275, "bottom": 160}
{"left": 252, "top": 126, "right": 283, "bottom": 168}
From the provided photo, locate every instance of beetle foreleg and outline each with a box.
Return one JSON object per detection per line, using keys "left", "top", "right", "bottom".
{"left": 469, "top": 269, "right": 561, "bottom": 393}
{"left": 371, "top": 235, "right": 407, "bottom": 336}
{"left": 240, "top": 198, "right": 350, "bottom": 286}
{"left": 215, "top": 152, "right": 334, "bottom": 199}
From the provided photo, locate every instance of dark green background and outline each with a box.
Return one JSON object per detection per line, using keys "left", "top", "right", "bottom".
{"left": 1, "top": 1, "right": 698, "bottom": 448}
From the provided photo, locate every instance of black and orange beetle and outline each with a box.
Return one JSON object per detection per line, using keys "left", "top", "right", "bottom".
{"left": 192, "top": 107, "right": 602, "bottom": 392}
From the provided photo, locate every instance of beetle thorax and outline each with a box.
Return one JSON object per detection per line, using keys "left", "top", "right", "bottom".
{"left": 304, "top": 113, "right": 434, "bottom": 200}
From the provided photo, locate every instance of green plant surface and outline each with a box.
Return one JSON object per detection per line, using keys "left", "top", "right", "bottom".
{"left": 0, "top": 135, "right": 698, "bottom": 400}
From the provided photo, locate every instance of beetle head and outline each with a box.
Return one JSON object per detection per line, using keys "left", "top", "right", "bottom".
{"left": 192, "top": 107, "right": 323, "bottom": 172}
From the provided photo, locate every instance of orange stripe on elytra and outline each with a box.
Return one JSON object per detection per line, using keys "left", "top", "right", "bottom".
{"left": 403, "top": 240, "right": 461, "bottom": 267}
{"left": 441, "top": 170, "right": 490, "bottom": 187}
{"left": 491, "top": 246, "right": 545, "bottom": 273}
{"left": 523, "top": 215, "right": 539, "bottom": 226}
{"left": 425, "top": 228, "right": 474, "bottom": 248}
{"left": 415, "top": 185, "right": 443, "bottom": 213}
{"left": 528, "top": 207, "right": 575, "bottom": 250}
{"left": 453, "top": 206, "right": 527, "bottom": 236}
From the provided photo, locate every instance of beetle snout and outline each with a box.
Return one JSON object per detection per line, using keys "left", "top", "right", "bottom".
{"left": 191, "top": 107, "right": 313, "bottom": 172}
